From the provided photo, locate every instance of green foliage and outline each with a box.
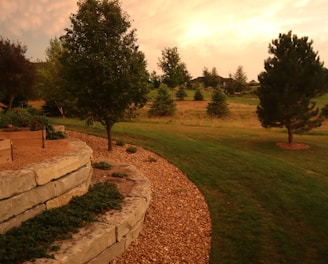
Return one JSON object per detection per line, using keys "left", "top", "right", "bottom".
{"left": 126, "top": 146, "right": 137, "bottom": 153}
{"left": 194, "top": 88, "right": 204, "bottom": 101}
{"left": 92, "top": 161, "right": 112, "bottom": 170}
{"left": 203, "top": 67, "right": 220, "bottom": 88}
{"left": 257, "top": 31, "right": 328, "bottom": 143}
{"left": 37, "top": 38, "right": 73, "bottom": 118}
{"left": 0, "top": 37, "right": 36, "bottom": 110}
{"left": 111, "top": 172, "right": 127, "bottom": 178}
{"left": 0, "top": 108, "right": 48, "bottom": 130}
{"left": 176, "top": 85, "right": 187, "bottom": 100}
{"left": 207, "top": 88, "right": 229, "bottom": 117}
{"left": 116, "top": 139, "right": 125, "bottom": 146}
{"left": 149, "top": 85, "right": 176, "bottom": 116}
{"left": 60, "top": 0, "right": 149, "bottom": 151}
{"left": 0, "top": 182, "right": 123, "bottom": 263}
{"left": 158, "top": 47, "right": 191, "bottom": 88}
{"left": 321, "top": 104, "right": 328, "bottom": 119}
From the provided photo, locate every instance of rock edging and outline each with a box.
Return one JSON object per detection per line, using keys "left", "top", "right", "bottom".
{"left": 27, "top": 164, "right": 151, "bottom": 264}
{"left": 0, "top": 139, "right": 93, "bottom": 234}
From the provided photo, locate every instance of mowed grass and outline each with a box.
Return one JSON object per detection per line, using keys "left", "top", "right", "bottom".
{"left": 50, "top": 95, "right": 328, "bottom": 264}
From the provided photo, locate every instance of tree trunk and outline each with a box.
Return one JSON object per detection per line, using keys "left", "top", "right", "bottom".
{"left": 106, "top": 123, "right": 113, "bottom": 151}
{"left": 8, "top": 95, "right": 14, "bottom": 110}
{"left": 287, "top": 126, "right": 294, "bottom": 144}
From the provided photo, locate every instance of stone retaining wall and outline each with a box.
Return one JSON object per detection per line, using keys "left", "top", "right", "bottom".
{"left": 0, "top": 139, "right": 93, "bottom": 234}
{"left": 27, "top": 164, "right": 152, "bottom": 264}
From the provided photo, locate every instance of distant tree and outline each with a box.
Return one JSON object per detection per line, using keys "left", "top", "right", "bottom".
{"left": 321, "top": 104, "right": 328, "bottom": 119}
{"left": 37, "top": 38, "right": 72, "bottom": 117}
{"left": 207, "top": 87, "right": 229, "bottom": 117}
{"left": 0, "top": 37, "right": 35, "bottom": 110}
{"left": 176, "top": 85, "right": 187, "bottom": 100}
{"left": 149, "top": 84, "right": 176, "bottom": 116}
{"left": 257, "top": 31, "right": 328, "bottom": 144}
{"left": 233, "top": 65, "right": 248, "bottom": 92}
{"left": 203, "top": 67, "right": 220, "bottom": 88}
{"left": 158, "top": 47, "right": 191, "bottom": 89}
{"left": 194, "top": 88, "right": 204, "bottom": 101}
{"left": 60, "top": 0, "right": 149, "bottom": 151}
{"left": 149, "top": 70, "right": 161, "bottom": 89}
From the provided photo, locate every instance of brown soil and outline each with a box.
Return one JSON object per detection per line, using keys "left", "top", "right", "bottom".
{"left": 276, "top": 142, "right": 310, "bottom": 149}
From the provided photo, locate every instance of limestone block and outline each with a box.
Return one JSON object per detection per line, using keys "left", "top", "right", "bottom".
{"left": 0, "top": 182, "right": 56, "bottom": 221}
{"left": 125, "top": 216, "right": 144, "bottom": 249}
{"left": 28, "top": 155, "right": 81, "bottom": 186}
{"left": 88, "top": 236, "right": 127, "bottom": 264}
{"left": 128, "top": 179, "right": 152, "bottom": 203}
{"left": 0, "top": 169, "right": 36, "bottom": 200}
{"left": 0, "top": 204, "right": 45, "bottom": 234}
{"left": 46, "top": 182, "right": 89, "bottom": 209}
{"left": 53, "top": 222, "right": 116, "bottom": 264}
{"left": 52, "top": 166, "right": 90, "bottom": 198}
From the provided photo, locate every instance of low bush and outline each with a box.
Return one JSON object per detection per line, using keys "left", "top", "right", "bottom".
{"left": 111, "top": 172, "right": 128, "bottom": 178}
{"left": 126, "top": 146, "right": 137, "bottom": 154}
{"left": 92, "top": 161, "right": 112, "bottom": 170}
{"left": 0, "top": 182, "right": 123, "bottom": 264}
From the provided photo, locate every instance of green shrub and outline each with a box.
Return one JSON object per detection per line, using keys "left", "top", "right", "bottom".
{"left": 0, "top": 182, "right": 123, "bottom": 263}
{"left": 92, "top": 161, "right": 112, "bottom": 170}
{"left": 194, "top": 89, "right": 204, "bottom": 101}
{"left": 321, "top": 104, "right": 328, "bottom": 119}
{"left": 207, "top": 88, "right": 229, "bottom": 117}
{"left": 126, "top": 146, "right": 137, "bottom": 154}
{"left": 148, "top": 85, "right": 176, "bottom": 116}
{"left": 0, "top": 108, "right": 48, "bottom": 130}
{"left": 176, "top": 86, "right": 187, "bottom": 100}
{"left": 111, "top": 172, "right": 128, "bottom": 178}
{"left": 116, "top": 139, "right": 125, "bottom": 146}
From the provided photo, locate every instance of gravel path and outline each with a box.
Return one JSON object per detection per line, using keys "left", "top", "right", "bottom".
{"left": 67, "top": 131, "right": 211, "bottom": 264}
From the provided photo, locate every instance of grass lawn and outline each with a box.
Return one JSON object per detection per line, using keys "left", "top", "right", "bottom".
{"left": 50, "top": 97, "right": 328, "bottom": 264}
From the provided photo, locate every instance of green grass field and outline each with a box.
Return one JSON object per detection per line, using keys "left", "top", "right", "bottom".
{"left": 50, "top": 94, "right": 328, "bottom": 264}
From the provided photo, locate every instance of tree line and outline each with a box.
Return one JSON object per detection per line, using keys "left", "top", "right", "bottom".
{"left": 1, "top": 0, "right": 328, "bottom": 147}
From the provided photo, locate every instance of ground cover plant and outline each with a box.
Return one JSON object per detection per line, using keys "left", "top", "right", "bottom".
{"left": 0, "top": 182, "right": 123, "bottom": 264}
{"left": 50, "top": 94, "right": 328, "bottom": 264}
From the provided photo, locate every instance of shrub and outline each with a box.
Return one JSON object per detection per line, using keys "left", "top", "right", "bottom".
{"left": 0, "top": 182, "right": 123, "bottom": 263}
{"left": 148, "top": 85, "right": 176, "bottom": 116}
{"left": 111, "top": 172, "right": 128, "bottom": 178}
{"left": 0, "top": 108, "right": 48, "bottom": 130}
{"left": 207, "top": 88, "right": 229, "bottom": 117}
{"left": 116, "top": 139, "right": 125, "bottom": 146}
{"left": 176, "top": 86, "right": 187, "bottom": 100}
{"left": 194, "top": 89, "right": 204, "bottom": 101}
{"left": 321, "top": 104, "right": 328, "bottom": 119}
{"left": 92, "top": 161, "right": 112, "bottom": 170}
{"left": 126, "top": 146, "right": 137, "bottom": 154}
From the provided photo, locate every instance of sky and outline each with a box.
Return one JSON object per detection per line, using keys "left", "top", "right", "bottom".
{"left": 0, "top": 0, "right": 327, "bottom": 81}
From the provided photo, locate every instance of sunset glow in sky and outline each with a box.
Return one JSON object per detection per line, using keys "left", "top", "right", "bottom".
{"left": 1, "top": 0, "right": 327, "bottom": 80}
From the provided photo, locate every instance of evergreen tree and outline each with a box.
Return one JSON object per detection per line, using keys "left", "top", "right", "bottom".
{"left": 257, "top": 31, "right": 328, "bottom": 143}
{"left": 149, "top": 85, "right": 176, "bottom": 116}
{"left": 207, "top": 87, "right": 229, "bottom": 117}
{"left": 176, "top": 85, "right": 187, "bottom": 100}
{"left": 194, "top": 88, "right": 204, "bottom": 101}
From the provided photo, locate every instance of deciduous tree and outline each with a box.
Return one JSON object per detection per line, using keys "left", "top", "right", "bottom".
{"left": 0, "top": 37, "right": 35, "bottom": 110}
{"left": 257, "top": 31, "right": 328, "bottom": 144}
{"left": 158, "top": 47, "right": 191, "bottom": 88}
{"left": 60, "top": 0, "right": 149, "bottom": 150}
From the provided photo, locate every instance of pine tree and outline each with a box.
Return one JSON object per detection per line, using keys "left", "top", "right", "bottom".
{"left": 207, "top": 87, "right": 229, "bottom": 117}
{"left": 149, "top": 85, "right": 176, "bottom": 116}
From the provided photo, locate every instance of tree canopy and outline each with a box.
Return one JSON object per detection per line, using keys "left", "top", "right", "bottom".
{"left": 158, "top": 47, "right": 191, "bottom": 88}
{"left": 0, "top": 37, "right": 35, "bottom": 110}
{"left": 203, "top": 67, "right": 220, "bottom": 88}
{"left": 257, "top": 31, "right": 328, "bottom": 144}
{"left": 60, "top": 0, "right": 149, "bottom": 150}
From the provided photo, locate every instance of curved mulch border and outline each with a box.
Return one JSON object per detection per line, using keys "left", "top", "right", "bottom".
{"left": 67, "top": 131, "right": 211, "bottom": 264}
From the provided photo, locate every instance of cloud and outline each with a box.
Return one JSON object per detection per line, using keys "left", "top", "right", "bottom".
{"left": 0, "top": 0, "right": 327, "bottom": 79}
